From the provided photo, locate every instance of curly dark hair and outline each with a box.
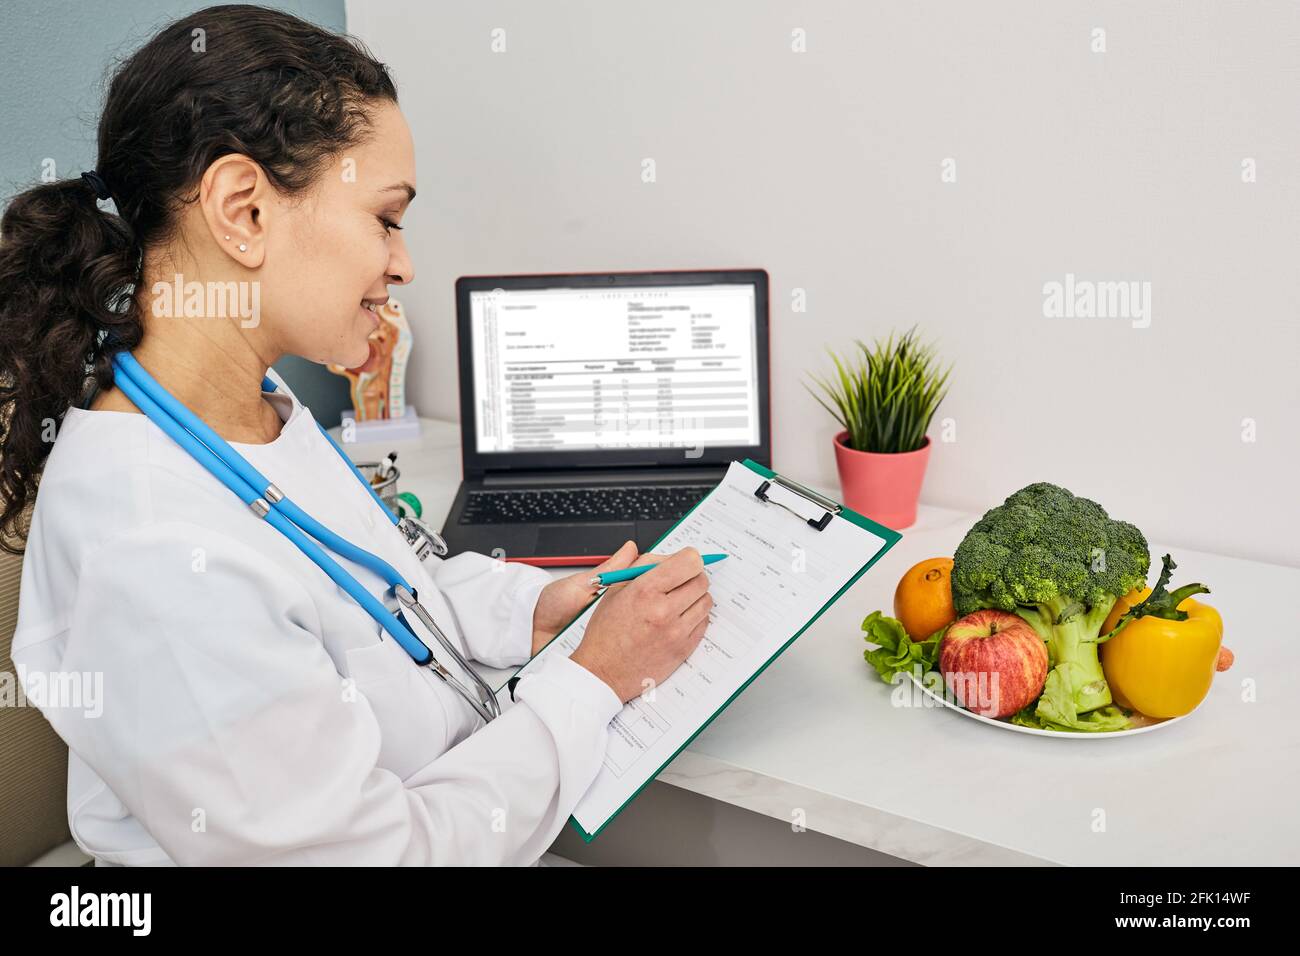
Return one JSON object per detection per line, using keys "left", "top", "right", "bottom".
{"left": 0, "top": 4, "right": 398, "bottom": 554}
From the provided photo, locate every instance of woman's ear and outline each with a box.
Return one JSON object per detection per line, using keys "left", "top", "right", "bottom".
{"left": 199, "top": 154, "right": 268, "bottom": 268}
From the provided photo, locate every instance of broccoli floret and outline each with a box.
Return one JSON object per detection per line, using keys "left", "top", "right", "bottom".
{"left": 951, "top": 483, "right": 1149, "bottom": 724}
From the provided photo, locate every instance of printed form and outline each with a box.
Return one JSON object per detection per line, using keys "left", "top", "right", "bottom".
{"left": 501, "top": 460, "right": 892, "bottom": 837}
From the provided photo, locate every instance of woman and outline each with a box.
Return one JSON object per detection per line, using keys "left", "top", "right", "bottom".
{"left": 0, "top": 5, "right": 713, "bottom": 866}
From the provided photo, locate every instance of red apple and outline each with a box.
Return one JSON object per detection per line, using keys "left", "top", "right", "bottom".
{"left": 939, "top": 610, "right": 1048, "bottom": 718}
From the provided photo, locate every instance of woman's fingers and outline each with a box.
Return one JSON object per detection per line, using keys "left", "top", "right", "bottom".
{"left": 592, "top": 539, "right": 638, "bottom": 573}
{"left": 683, "top": 599, "right": 713, "bottom": 649}
{"left": 680, "top": 590, "right": 714, "bottom": 633}
{"left": 665, "top": 570, "right": 710, "bottom": 612}
{"left": 636, "top": 547, "right": 704, "bottom": 592}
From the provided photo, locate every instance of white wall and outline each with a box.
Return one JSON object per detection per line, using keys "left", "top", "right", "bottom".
{"left": 346, "top": 0, "right": 1299, "bottom": 567}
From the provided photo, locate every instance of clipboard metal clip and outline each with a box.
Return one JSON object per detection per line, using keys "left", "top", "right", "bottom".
{"left": 753, "top": 472, "right": 842, "bottom": 531}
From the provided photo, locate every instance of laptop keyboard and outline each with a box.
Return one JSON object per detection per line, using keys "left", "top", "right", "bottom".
{"left": 459, "top": 484, "right": 714, "bottom": 525}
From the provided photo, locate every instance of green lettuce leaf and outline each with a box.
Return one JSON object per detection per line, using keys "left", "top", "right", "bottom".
{"left": 861, "top": 611, "right": 944, "bottom": 685}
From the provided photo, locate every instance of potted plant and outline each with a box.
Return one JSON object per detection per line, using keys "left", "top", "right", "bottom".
{"left": 804, "top": 327, "right": 951, "bottom": 529}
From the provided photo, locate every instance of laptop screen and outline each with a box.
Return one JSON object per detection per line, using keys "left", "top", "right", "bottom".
{"left": 467, "top": 281, "right": 763, "bottom": 455}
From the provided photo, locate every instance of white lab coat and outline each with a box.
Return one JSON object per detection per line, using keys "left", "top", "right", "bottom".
{"left": 11, "top": 369, "right": 622, "bottom": 866}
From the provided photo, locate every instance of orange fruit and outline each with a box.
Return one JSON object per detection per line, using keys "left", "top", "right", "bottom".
{"left": 893, "top": 557, "right": 956, "bottom": 640}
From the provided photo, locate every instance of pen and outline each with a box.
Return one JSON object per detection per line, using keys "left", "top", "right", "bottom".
{"left": 589, "top": 552, "right": 728, "bottom": 587}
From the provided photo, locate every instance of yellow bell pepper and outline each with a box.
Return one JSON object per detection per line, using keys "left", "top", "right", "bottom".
{"left": 1100, "top": 588, "right": 1223, "bottom": 719}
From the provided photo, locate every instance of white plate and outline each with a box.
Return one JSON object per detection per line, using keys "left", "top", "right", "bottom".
{"left": 905, "top": 672, "right": 1194, "bottom": 738}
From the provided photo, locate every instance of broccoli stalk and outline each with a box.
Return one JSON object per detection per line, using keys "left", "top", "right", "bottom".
{"left": 1016, "top": 599, "right": 1118, "bottom": 714}
{"left": 951, "top": 482, "right": 1151, "bottom": 732}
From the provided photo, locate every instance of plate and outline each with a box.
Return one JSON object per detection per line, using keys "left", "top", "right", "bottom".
{"left": 904, "top": 672, "right": 1193, "bottom": 738}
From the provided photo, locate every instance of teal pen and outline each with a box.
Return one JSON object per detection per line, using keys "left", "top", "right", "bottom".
{"left": 589, "top": 552, "right": 728, "bottom": 587}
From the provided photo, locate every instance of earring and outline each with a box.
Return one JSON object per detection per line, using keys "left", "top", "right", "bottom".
{"left": 238, "top": 243, "right": 247, "bottom": 252}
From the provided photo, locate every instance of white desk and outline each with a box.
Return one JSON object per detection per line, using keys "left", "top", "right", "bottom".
{"left": 331, "top": 417, "right": 1299, "bottom": 866}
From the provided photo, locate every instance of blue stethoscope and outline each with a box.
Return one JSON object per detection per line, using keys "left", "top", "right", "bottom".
{"left": 108, "top": 349, "right": 502, "bottom": 724}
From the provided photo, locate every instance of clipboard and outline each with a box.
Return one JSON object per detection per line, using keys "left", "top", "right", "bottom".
{"left": 506, "top": 458, "right": 902, "bottom": 842}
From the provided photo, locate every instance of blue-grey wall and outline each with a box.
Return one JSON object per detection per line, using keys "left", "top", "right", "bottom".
{"left": 0, "top": 0, "right": 353, "bottom": 425}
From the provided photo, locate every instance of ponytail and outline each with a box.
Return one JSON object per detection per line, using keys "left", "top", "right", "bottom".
{"left": 0, "top": 176, "right": 140, "bottom": 554}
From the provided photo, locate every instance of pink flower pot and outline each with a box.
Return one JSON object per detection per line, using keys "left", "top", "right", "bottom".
{"left": 832, "top": 431, "right": 931, "bottom": 530}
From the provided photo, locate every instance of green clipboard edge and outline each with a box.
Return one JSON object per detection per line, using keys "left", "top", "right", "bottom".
{"left": 513, "top": 458, "right": 903, "bottom": 844}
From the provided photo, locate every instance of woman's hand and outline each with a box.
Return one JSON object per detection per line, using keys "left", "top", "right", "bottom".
{"left": 570, "top": 547, "right": 713, "bottom": 703}
{"left": 530, "top": 539, "right": 643, "bottom": 655}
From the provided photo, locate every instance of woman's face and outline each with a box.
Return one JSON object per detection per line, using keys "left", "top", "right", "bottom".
{"left": 262, "top": 99, "right": 417, "bottom": 369}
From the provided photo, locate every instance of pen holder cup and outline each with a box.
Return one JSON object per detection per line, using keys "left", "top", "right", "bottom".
{"left": 355, "top": 461, "right": 401, "bottom": 512}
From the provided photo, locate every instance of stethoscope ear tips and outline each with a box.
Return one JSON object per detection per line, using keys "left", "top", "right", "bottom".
{"left": 399, "top": 514, "right": 449, "bottom": 561}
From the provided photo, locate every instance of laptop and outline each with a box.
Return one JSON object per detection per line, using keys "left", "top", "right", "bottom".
{"left": 440, "top": 269, "right": 770, "bottom": 566}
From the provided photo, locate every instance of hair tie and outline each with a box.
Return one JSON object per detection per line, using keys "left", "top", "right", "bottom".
{"left": 98, "top": 328, "right": 127, "bottom": 352}
{"left": 80, "top": 170, "right": 112, "bottom": 201}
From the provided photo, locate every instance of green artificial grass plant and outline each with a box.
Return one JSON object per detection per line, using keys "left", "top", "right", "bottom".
{"left": 805, "top": 327, "right": 951, "bottom": 454}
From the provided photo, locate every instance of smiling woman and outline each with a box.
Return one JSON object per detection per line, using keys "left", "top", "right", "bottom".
{"left": 0, "top": 2, "right": 410, "bottom": 514}
{"left": 0, "top": 3, "right": 688, "bottom": 868}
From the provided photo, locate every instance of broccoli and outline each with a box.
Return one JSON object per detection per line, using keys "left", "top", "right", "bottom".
{"left": 951, "top": 482, "right": 1149, "bottom": 729}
